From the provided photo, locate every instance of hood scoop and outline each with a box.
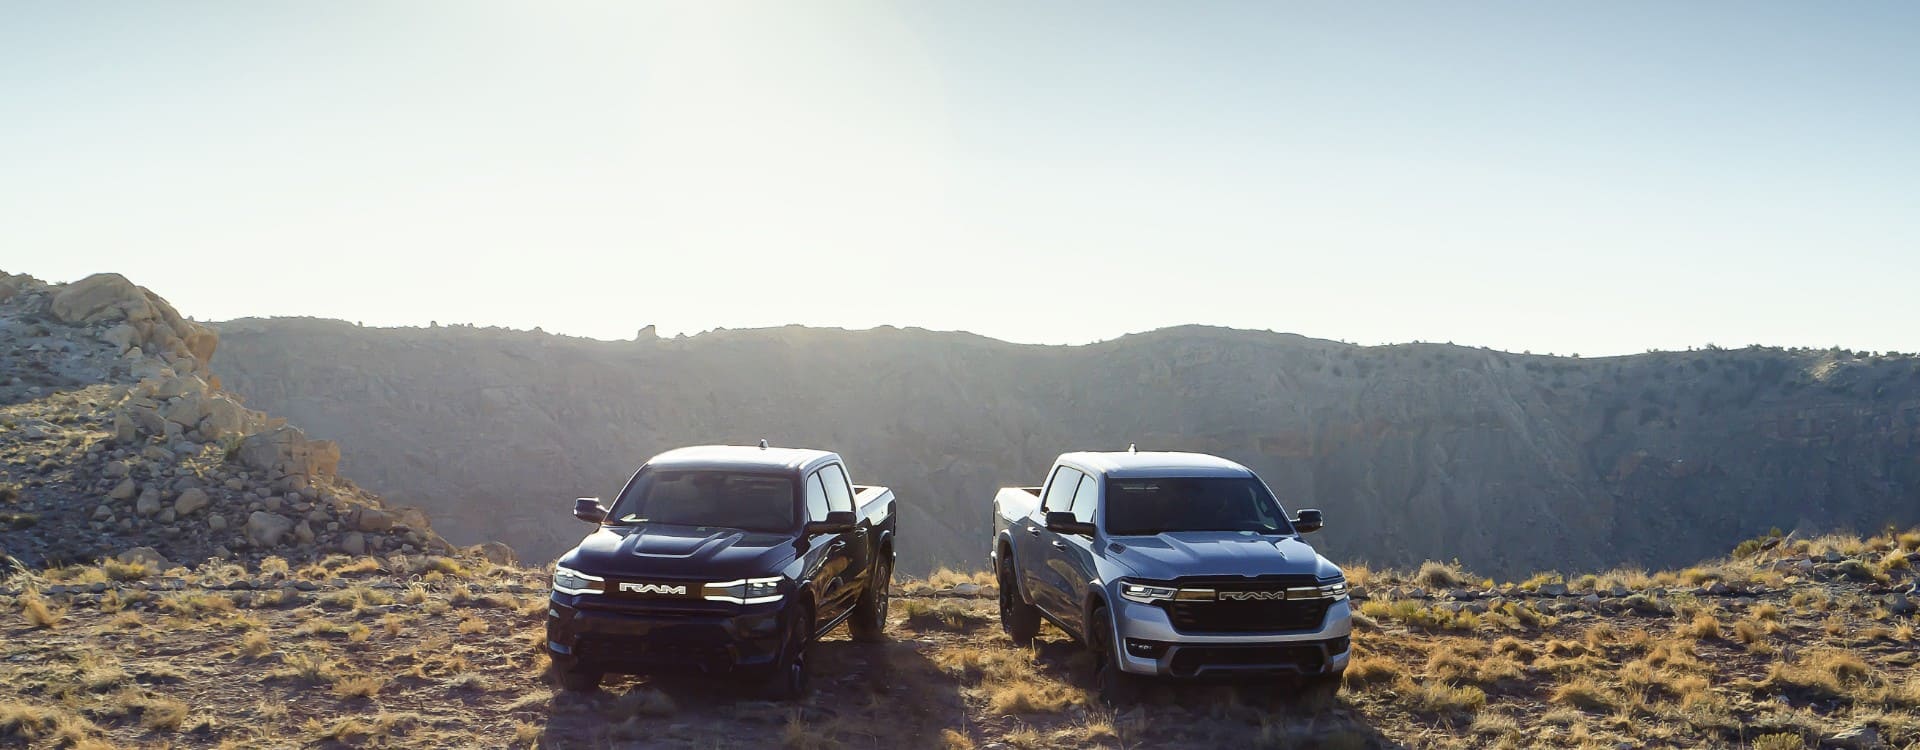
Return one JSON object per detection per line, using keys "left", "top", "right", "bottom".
{"left": 628, "top": 527, "right": 740, "bottom": 558}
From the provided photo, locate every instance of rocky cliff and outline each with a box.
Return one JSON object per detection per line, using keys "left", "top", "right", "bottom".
{"left": 0, "top": 271, "right": 494, "bottom": 570}
{"left": 208, "top": 318, "right": 1920, "bottom": 577}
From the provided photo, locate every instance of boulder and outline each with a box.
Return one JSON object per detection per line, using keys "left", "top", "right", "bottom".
{"left": 162, "top": 393, "right": 209, "bottom": 427}
{"left": 341, "top": 532, "right": 367, "bottom": 556}
{"left": 135, "top": 488, "right": 162, "bottom": 517}
{"left": 112, "top": 411, "right": 137, "bottom": 442}
{"left": 151, "top": 375, "right": 208, "bottom": 401}
{"left": 293, "top": 520, "right": 316, "bottom": 545}
{"left": 355, "top": 508, "right": 395, "bottom": 533}
{"left": 208, "top": 515, "right": 228, "bottom": 532}
{"left": 1825, "top": 726, "right": 1883, "bottom": 750}
{"left": 108, "top": 478, "right": 137, "bottom": 501}
{"left": 199, "top": 395, "right": 247, "bottom": 440}
{"left": 101, "top": 324, "right": 139, "bottom": 353}
{"left": 245, "top": 511, "right": 295, "bottom": 548}
{"left": 49, "top": 273, "right": 154, "bottom": 324}
{"left": 124, "top": 404, "right": 168, "bottom": 437}
{"left": 394, "top": 506, "right": 430, "bottom": 531}
{"left": 173, "top": 488, "right": 210, "bottom": 516}
{"left": 116, "top": 547, "right": 170, "bottom": 570}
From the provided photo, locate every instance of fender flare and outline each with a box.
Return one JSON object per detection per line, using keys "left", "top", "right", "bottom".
{"left": 1080, "top": 588, "right": 1113, "bottom": 647}
{"left": 993, "top": 531, "right": 1034, "bottom": 606}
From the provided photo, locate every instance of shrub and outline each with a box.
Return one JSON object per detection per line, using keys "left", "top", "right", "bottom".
{"left": 1416, "top": 561, "right": 1468, "bottom": 588}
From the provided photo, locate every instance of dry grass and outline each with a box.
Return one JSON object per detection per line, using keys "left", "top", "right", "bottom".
{"left": 1415, "top": 561, "right": 1470, "bottom": 588}
{"left": 331, "top": 674, "right": 387, "bottom": 700}
{"left": 19, "top": 593, "right": 61, "bottom": 629}
{"left": 1680, "top": 611, "right": 1721, "bottom": 640}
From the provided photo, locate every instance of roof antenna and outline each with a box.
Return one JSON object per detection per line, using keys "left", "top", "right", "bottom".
{"left": 758, "top": 439, "right": 769, "bottom": 450}
{"left": 1128, "top": 443, "right": 1137, "bottom": 453}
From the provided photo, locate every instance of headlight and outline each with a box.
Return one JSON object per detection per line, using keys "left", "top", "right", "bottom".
{"left": 1118, "top": 580, "right": 1177, "bottom": 604}
{"left": 702, "top": 576, "right": 783, "bottom": 605}
{"left": 553, "top": 565, "right": 605, "bottom": 596}
{"left": 1288, "top": 575, "right": 1348, "bottom": 601}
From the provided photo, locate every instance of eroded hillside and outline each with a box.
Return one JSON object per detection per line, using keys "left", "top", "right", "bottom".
{"left": 211, "top": 317, "right": 1920, "bottom": 576}
{"left": 0, "top": 271, "right": 491, "bottom": 571}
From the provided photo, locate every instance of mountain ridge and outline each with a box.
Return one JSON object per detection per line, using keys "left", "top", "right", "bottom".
{"left": 207, "top": 309, "right": 1920, "bottom": 578}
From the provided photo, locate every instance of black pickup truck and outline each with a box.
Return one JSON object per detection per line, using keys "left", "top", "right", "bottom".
{"left": 545, "top": 444, "right": 897, "bottom": 699}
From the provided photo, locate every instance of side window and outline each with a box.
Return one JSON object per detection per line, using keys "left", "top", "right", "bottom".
{"left": 1070, "top": 474, "right": 1100, "bottom": 525}
{"left": 1042, "top": 467, "right": 1083, "bottom": 513}
{"left": 804, "top": 472, "right": 829, "bottom": 523}
{"left": 820, "top": 464, "right": 854, "bottom": 514}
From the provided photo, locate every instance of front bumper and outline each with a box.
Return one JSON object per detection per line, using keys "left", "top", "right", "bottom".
{"left": 1112, "top": 597, "right": 1353, "bottom": 678}
{"left": 546, "top": 592, "right": 787, "bottom": 676}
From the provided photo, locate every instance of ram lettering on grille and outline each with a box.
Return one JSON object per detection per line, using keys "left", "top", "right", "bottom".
{"left": 1217, "top": 590, "right": 1287, "bottom": 601}
{"left": 618, "top": 582, "right": 688, "bottom": 595}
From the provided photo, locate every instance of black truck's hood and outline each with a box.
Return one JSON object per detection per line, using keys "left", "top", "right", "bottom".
{"left": 559, "top": 524, "right": 798, "bottom": 581}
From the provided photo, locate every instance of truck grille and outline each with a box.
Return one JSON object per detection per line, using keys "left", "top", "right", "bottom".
{"left": 1163, "top": 598, "right": 1333, "bottom": 633}
{"left": 1158, "top": 575, "right": 1332, "bottom": 633}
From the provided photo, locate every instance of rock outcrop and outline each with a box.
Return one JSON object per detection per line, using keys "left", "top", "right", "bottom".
{"left": 212, "top": 317, "right": 1920, "bottom": 577}
{"left": 0, "top": 270, "right": 469, "bottom": 568}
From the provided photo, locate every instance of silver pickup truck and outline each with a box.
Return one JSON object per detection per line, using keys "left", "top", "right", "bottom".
{"left": 990, "top": 450, "right": 1351, "bottom": 703}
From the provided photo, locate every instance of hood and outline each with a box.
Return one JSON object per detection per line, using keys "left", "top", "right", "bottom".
{"left": 1102, "top": 531, "right": 1341, "bottom": 581}
{"left": 559, "top": 524, "right": 797, "bottom": 581}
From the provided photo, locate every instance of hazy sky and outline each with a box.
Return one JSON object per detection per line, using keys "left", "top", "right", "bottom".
{"left": 4, "top": 2, "right": 1917, "bottom": 353}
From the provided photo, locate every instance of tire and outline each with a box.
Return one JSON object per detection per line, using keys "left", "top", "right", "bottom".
{"left": 998, "top": 553, "right": 1040, "bottom": 646}
{"left": 760, "top": 605, "right": 812, "bottom": 701}
{"left": 553, "top": 665, "right": 602, "bottom": 692}
{"left": 1091, "top": 605, "right": 1143, "bottom": 706}
{"left": 848, "top": 553, "right": 892, "bottom": 643}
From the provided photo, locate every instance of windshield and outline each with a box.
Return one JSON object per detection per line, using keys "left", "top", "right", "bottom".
{"left": 1103, "top": 477, "right": 1293, "bottom": 536}
{"left": 607, "top": 470, "right": 796, "bottom": 533}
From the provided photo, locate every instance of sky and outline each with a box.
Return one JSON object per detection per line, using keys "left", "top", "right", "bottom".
{"left": 3, "top": 1, "right": 1917, "bottom": 354}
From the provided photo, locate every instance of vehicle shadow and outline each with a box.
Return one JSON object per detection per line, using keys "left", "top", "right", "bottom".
{"left": 528, "top": 633, "right": 971, "bottom": 749}
{"left": 522, "top": 614, "right": 1402, "bottom": 749}
{"left": 1023, "top": 635, "right": 1407, "bottom": 749}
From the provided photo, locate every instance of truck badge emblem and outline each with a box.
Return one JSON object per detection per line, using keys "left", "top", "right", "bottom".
{"left": 619, "top": 582, "right": 688, "bottom": 595}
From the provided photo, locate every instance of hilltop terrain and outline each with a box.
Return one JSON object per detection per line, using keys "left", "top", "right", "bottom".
{"left": 5, "top": 530, "right": 1918, "bottom": 748}
{"left": 211, "top": 315, "right": 1920, "bottom": 577}
{"left": 5, "top": 269, "right": 1920, "bottom": 748}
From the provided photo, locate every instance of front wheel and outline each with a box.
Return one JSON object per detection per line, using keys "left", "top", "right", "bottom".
{"left": 552, "top": 664, "right": 602, "bottom": 692}
{"left": 998, "top": 555, "right": 1040, "bottom": 646}
{"left": 760, "top": 605, "right": 812, "bottom": 701}
{"left": 848, "top": 554, "right": 892, "bottom": 643}
{"left": 1091, "top": 605, "right": 1144, "bottom": 706}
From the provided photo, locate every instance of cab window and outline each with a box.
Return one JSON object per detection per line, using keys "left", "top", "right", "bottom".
{"left": 804, "top": 471, "right": 830, "bottom": 523}
{"left": 819, "top": 464, "right": 854, "bottom": 513}
{"left": 1069, "top": 473, "right": 1100, "bottom": 525}
{"left": 1041, "top": 466, "right": 1083, "bottom": 513}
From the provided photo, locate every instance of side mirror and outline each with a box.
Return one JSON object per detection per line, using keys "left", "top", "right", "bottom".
{"left": 573, "top": 497, "right": 608, "bottom": 524}
{"left": 806, "top": 510, "right": 857, "bottom": 534}
{"left": 1292, "top": 508, "right": 1324, "bottom": 534}
{"left": 1045, "top": 511, "right": 1096, "bottom": 537}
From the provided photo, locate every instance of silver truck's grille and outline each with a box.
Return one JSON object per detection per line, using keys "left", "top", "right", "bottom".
{"left": 1157, "top": 575, "right": 1333, "bottom": 633}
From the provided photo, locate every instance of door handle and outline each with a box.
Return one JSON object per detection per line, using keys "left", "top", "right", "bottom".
{"left": 831, "top": 540, "right": 847, "bottom": 551}
{"left": 1051, "top": 540, "right": 1066, "bottom": 549}
{"left": 1026, "top": 526, "right": 1040, "bottom": 536}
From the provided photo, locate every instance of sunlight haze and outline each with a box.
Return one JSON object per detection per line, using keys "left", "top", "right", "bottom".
{"left": 4, "top": 1, "right": 1917, "bottom": 353}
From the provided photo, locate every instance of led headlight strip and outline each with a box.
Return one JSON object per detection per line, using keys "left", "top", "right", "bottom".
{"left": 552, "top": 565, "right": 605, "bottom": 596}
{"left": 702, "top": 576, "right": 784, "bottom": 605}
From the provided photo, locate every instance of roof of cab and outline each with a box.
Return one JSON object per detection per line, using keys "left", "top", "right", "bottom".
{"left": 644, "top": 445, "right": 837, "bottom": 473}
{"left": 1059, "top": 451, "right": 1253, "bottom": 479}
